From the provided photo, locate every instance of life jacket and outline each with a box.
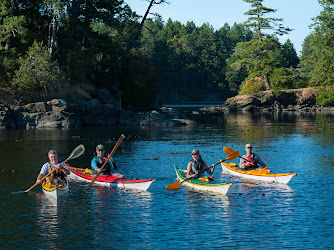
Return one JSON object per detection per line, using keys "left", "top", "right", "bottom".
{"left": 245, "top": 154, "right": 258, "bottom": 169}
{"left": 191, "top": 160, "right": 205, "bottom": 178}
{"left": 95, "top": 156, "right": 112, "bottom": 174}
{"left": 48, "top": 162, "right": 66, "bottom": 180}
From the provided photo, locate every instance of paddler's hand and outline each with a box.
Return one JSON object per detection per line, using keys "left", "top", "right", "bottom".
{"left": 108, "top": 155, "right": 114, "bottom": 162}
{"left": 55, "top": 163, "right": 63, "bottom": 170}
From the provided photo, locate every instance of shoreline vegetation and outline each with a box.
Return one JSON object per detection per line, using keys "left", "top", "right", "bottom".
{"left": 0, "top": 0, "right": 334, "bottom": 128}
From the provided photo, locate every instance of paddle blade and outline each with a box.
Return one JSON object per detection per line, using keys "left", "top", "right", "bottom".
{"left": 226, "top": 151, "right": 239, "bottom": 161}
{"left": 223, "top": 146, "right": 235, "bottom": 155}
{"left": 165, "top": 182, "right": 181, "bottom": 190}
{"left": 67, "top": 144, "right": 85, "bottom": 160}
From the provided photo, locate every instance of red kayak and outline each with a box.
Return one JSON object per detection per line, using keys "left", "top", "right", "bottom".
{"left": 69, "top": 169, "right": 155, "bottom": 191}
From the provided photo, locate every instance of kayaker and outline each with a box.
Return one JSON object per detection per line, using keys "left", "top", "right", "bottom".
{"left": 239, "top": 144, "right": 267, "bottom": 170}
{"left": 91, "top": 144, "right": 118, "bottom": 175}
{"left": 36, "top": 150, "right": 70, "bottom": 184}
{"left": 186, "top": 149, "right": 215, "bottom": 179}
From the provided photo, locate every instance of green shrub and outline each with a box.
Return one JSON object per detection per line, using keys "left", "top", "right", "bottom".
{"left": 316, "top": 86, "right": 334, "bottom": 106}
{"left": 269, "top": 67, "right": 295, "bottom": 90}
{"left": 239, "top": 77, "right": 266, "bottom": 95}
{"left": 12, "top": 41, "right": 66, "bottom": 102}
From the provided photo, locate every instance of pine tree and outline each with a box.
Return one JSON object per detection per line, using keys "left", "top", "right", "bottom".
{"left": 243, "top": 0, "right": 292, "bottom": 41}
{"left": 282, "top": 39, "right": 299, "bottom": 68}
{"left": 242, "top": 0, "right": 292, "bottom": 90}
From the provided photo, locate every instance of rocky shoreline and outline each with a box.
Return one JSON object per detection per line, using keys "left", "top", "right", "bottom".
{"left": 200, "top": 88, "right": 334, "bottom": 114}
{"left": 1, "top": 88, "right": 333, "bottom": 129}
{"left": 0, "top": 99, "right": 199, "bottom": 129}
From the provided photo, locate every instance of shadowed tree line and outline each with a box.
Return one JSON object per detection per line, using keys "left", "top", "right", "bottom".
{"left": 0, "top": 0, "right": 333, "bottom": 107}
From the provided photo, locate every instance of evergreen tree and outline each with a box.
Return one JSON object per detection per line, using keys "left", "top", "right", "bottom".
{"left": 299, "top": 0, "right": 334, "bottom": 105}
{"left": 12, "top": 41, "right": 66, "bottom": 102}
{"left": 282, "top": 39, "right": 299, "bottom": 68}
{"left": 243, "top": 0, "right": 292, "bottom": 41}
{"left": 241, "top": 0, "right": 292, "bottom": 90}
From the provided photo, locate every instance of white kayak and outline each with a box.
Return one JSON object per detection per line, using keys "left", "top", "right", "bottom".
{"left": 174, "top": 166, "right": 232, "bottom": 195}
{"left": 221, "top": 162, "right": 296, "bottom": 184}
{"left": 69, "top": 169, "right": 155, "bottom": 191}
{"left": 42, "top": 179, "right": 69, "bottom": 200}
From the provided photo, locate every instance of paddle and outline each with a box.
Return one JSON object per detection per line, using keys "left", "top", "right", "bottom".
{"left": 67, "top": 166, "right": 87, "bottom": 171}
{"left": 223, "top": 146, "right": 267, "bottom": 169}
{"left": 223, "top": 146, "right": 236, "bottom": 155}
{"left": 24, "top": 144, "right": 85, "bottom": 193}
{"left": 165, "top": 151, "right": 239, "bottom": 190}
{"left": 87, "top": 134, "right": 125, "bottom": 188}
{"left": 223, "top": 146, "right": 250, "bottom": 163}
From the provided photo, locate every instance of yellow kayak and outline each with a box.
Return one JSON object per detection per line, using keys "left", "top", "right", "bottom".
{"left": 221, "top": 162, "right": 296, "bottom": 184}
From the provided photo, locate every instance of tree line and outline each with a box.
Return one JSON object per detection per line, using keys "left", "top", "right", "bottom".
{"left": 0, "top": 0, "right": 333, "bottom": 107}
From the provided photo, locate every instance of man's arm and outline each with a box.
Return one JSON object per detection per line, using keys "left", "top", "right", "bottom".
{"left": 255, "top": 154, "right": 267, "bottom": 168}
{"left": 91, "top": 158, "right": 98, "bottom": 171}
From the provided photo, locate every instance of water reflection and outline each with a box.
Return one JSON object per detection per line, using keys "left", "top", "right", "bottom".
{"left": 36, "top": 193, "right": 59, "bottom": 249}
{"left": 0, "top": 111, "right": 333, "bottom": 249}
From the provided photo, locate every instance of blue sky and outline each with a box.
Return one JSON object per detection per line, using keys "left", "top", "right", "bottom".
{"left": 125, "top": 0, "right": 323, "bottom": 55}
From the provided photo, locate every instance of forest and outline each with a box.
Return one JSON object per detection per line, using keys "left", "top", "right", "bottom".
{"left": 0, "top": 0, "right": 333, "bottom": 108}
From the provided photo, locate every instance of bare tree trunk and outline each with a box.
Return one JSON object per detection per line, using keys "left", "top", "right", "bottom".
{"left": 5, "top": 0, "right": 15, "bottom": 51}
{"left": 122, "top": 0, "right": 155, "bottom": 58}
{"left": 122, "top": 0, "right": 167, "bottom": 58}
{"left": 257, "top": 9, "right": 262, "bottom": 41}
{"left": 263, "top": 73, "right": 271, "bottom": 90}
{"left": 49, "top": 3, "right": 57, "bottom": 55}
{"left": 59, "top": 0, "right": 81, "bottom": 67}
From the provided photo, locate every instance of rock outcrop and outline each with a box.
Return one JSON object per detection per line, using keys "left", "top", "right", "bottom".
{"left": 201, "top": 88, "right": 334, "bottom": 114}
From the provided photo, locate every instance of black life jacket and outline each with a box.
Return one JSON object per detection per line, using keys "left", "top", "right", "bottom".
{"left": 95, "top": 156, "right": 112, "bottom": 174}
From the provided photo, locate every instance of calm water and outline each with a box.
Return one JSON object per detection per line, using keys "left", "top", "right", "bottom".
{"left": 0, "top": 112, "right": 333, "bottom": 249}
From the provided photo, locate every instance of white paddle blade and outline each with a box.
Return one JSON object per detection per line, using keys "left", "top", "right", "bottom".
{"left": 68, "top": 144, "right": 85, "bottom": 160}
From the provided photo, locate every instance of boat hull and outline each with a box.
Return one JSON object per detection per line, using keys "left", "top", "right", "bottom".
{"left": 69, "top": 170, "right": 155, "bottom": 191}
{"left": 174, "top": 166, "right": 231, "bottom": 195}
{"left": 42, "top": 179, "right": 69, "bottom": 200}
{"left": 221, "top": 162, "right": 296, "bottom": 184}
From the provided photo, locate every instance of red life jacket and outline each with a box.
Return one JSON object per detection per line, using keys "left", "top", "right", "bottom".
{"left": 245, "top": 154, "right": 258, "bottom": 169}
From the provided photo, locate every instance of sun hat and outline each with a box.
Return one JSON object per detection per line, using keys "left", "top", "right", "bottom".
{"left": 245, "top": 144, "right": 252, "bottom": 148}
{"left": 191, "top": 149, "right": 199, "bottom": 155}
{"left": 96, "top": 144, "right": 105, "bottom": 150}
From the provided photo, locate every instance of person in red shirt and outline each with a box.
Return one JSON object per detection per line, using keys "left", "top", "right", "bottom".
{"left": 239, "top": 144, "right": 267, "bottom": 170}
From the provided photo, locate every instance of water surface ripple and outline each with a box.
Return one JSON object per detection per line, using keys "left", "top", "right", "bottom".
{"left": 0, "top": 112, "right": 333, "bottom": 249}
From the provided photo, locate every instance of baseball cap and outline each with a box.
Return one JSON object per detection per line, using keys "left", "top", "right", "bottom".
{"left": 245, "top": 144, "right": 252, "bottom": 148}
{"left": 96, "top": 144, "right": 105, "bottom": 150}
{"left": 191, "top": 149, "right": 199, "bottom": 155}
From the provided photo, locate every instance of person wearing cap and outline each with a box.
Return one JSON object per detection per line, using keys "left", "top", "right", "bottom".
{"left": 91, "top": 144, "right": 117, "bottom": 175}
{"left": 186, "top": 149, "right": 215, "bottom": 179}
{"left": 239, "top": 144, "right": 267, "bottom": 170}
{"left": 36, "top": 150, "right": 70, "bottom": 184}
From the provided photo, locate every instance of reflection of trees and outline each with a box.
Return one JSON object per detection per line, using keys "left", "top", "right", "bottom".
{"left": 205, "top": 112, "right": 334, "bottom": 147}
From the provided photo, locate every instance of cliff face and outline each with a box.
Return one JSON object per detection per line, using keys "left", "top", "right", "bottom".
{"left": 221, "top": 88, "right": 333, "bottom": 113}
